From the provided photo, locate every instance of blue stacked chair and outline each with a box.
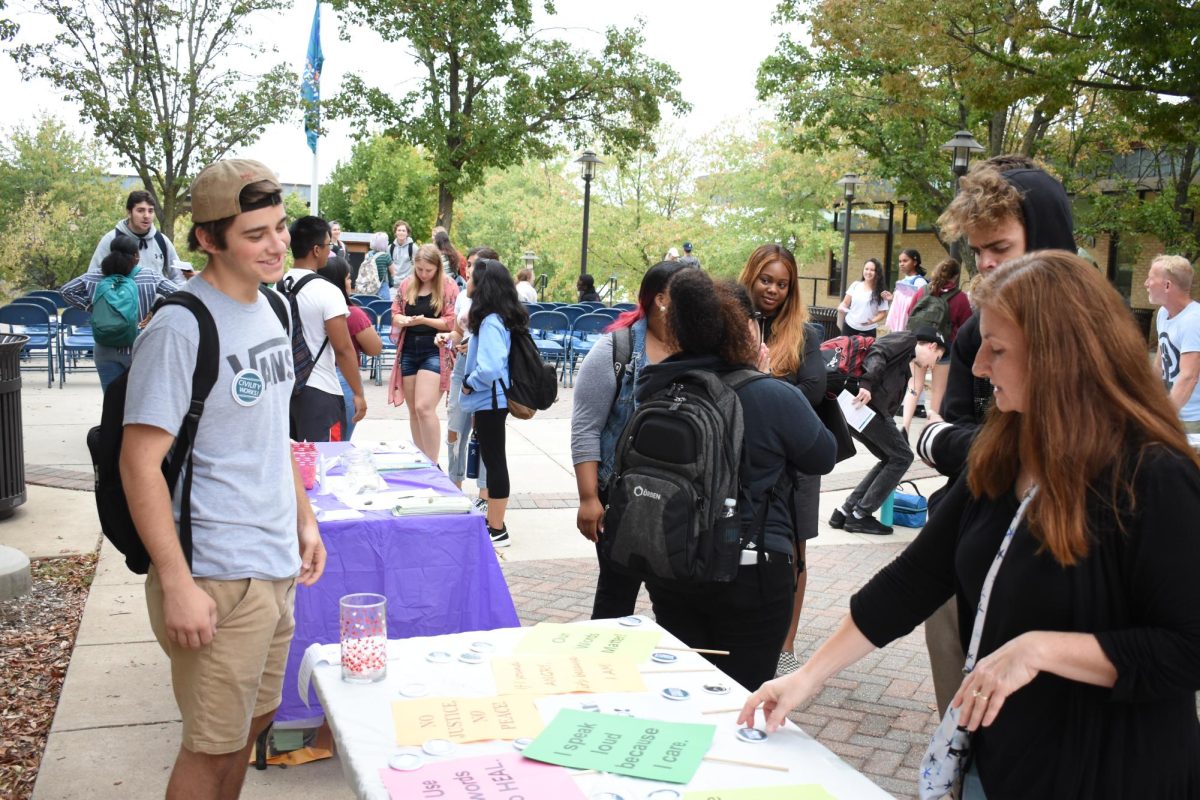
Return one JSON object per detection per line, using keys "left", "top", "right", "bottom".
{"left": 375, "top": 308, "right": 395, "bottom": 385}
{"left": 565, "top": 312, "right": 613, "bottom": 386}
{"left": 578, "top": 300, "right": 604, "bottom": 309}
{"left": 26, "top": 290, "right": 67, "bottom": 308}
{"left": 0, "top": 304, "right": 56, "bottom": 387}
{"left": 527, "top": 310, "right": 571, "bottom": 380}
{"left": 59, "top": 307, "right": 96, "bottom": 385}
{"left": 613, "top": 302, "right": 636, "bottom": 311}
{"left": 591, "top": 307, "right": 622, "bottom": 321}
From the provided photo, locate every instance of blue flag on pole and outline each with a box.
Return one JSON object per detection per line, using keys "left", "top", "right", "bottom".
{"left": 301, "top": 1, "right": 323, "bottom": 153}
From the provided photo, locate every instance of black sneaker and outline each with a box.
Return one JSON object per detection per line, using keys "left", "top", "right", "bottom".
{"left": 829, "top": 508, "right": 847, "bottom": 529}
{"left": 489, "top": 524, "right": 510, "bottom": 548}
{"left": 844, "top": 514, "right": 893, "bottom": 535}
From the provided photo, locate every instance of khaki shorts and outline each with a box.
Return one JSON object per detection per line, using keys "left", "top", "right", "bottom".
{"left": 146, "top": 568, "right": 296, "bottom": 754}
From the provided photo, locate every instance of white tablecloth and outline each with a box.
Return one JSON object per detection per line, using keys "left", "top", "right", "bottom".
{"left": 312, "top": 617, "right": 892, "bottom": 800}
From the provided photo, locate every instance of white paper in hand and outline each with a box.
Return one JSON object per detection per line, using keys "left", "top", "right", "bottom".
{"left": 838, "top": 389, "right": 877, "bottom": 432}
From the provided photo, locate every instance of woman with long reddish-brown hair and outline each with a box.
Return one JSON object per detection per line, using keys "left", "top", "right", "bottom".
{"left": 738, "top": 244, "right": 827, "bottom": 675}
{"left": 740, "top": 251, "right": 1200, "bottom": 799}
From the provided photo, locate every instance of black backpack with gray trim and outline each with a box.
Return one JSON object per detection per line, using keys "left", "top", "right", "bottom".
{"left": 601, "top": 367, "right": 770, "bottom": 585}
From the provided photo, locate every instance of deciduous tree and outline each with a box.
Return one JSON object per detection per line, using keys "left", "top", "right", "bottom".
{"left": 13, "top": 0, "right": 297, "bottom": 237}
{"left": 328, "top": 0, "right": 688, "bottom": 232}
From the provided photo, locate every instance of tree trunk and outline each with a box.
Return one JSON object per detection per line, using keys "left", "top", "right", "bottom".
{"left": 160, "top": 187, "right": 177, "bottom": 240}
{"left": 436, "top": 183, "right": 454, "bottom": 235}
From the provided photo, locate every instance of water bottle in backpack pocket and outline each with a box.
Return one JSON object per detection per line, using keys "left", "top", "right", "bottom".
{"left": 601, "top": 369, "right": 766, "bottom": 585}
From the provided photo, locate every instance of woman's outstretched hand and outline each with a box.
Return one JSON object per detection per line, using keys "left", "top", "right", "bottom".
{"left": 737, "top": 669, "right": 821, "bottom": 733}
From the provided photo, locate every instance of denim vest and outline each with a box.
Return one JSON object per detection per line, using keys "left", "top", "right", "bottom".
{"left": 597, "top": 318, "right": 648, "bottom": 490}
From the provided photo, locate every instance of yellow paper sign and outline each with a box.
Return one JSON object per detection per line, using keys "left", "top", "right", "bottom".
{"left": 391, "top": 696, "right": 545, "bottom": 745}
{"left": 491, "top": 655, "right": 646, "bottom": 695}
{"left": 514, "top": 623, "right": 661, "bottom": 662}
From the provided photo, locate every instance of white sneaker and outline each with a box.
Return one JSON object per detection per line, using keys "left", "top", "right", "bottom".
{"left": 488, "top": 525, "right": 510, "bottom": 548}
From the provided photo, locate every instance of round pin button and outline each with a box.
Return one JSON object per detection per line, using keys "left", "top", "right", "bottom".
{"left": 387, "top": 750, "right": 423, "bottom": 771}
{"left": 425, "top": 651, "right": 452, "bottom": 663}
{"left": 647, "top": 791, "right": 683, "bottom": 800}
{"left": 422, "top": 738, "right": 455, "bottom": 757}
{"left": 458, "top": 651, "right": 485, "bottom": 664}
{"left": 469, "top": 641, "right": 495, "bottom": 654}
{"left": 512, "top": 737, "right": 533, "bottom": 751}
{"left": 650, "top": 652, "right": 678, "bottom": 664}
{"left": 702, "top": 683, "right": 731, "bottom": 695}
{"left": 618, "top": 615, "right": 643, "bottom": 626}
{"left": 230, "top": 368, "right": 265, "bottom": 407}
{"left": 398, "top": 683, "right": 428, "bottom": 698}
{"left": 660, "top": 687, "right": 690, "bottom": 701}
{"left": 736, "top": 727, "right": 768, "bottom": 743}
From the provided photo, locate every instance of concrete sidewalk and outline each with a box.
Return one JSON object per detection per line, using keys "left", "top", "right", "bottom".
{"left": 5, "top": 369, "right": 941, "bottom": 800}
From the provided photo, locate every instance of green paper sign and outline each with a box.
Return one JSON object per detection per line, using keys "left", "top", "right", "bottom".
{"left": 522, "top": 709, "right": 716, "bottom": 785}
{"left": 682, "top": 787, "right": 837, "bottom": 800}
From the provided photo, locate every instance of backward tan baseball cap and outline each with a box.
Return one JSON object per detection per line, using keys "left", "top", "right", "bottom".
{"left": 190, "top": 159, "right": 282, "bottom": 223}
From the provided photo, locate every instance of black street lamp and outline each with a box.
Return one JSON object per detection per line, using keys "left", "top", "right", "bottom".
{"left": 940, "top": 130, "right": 986, "bottom": 185}
{"left": 574, "top": 150, "right": 603, "bottom": 278}
{"left": 836, "top": 173, "right": 860, "bottom": 296}
{"left": 940, "top": 131, "right": 985, "bottom": 258}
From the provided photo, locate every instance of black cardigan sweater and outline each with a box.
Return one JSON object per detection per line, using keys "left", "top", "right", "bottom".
{"left": 851, "top": 445, "right": 1200, "bottom": 799}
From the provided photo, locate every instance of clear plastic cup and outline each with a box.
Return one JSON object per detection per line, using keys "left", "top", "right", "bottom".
{"left": 339, "top": 593, "right": 387, "bottom": 683}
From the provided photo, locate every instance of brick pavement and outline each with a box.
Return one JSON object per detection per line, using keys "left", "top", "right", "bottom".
{"left": 499, "top": 543, "right": 938, "bottom": 800}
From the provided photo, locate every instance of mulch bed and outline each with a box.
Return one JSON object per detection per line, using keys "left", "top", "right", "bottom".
{"left": 0, "top": 554, "right": 98, "bottom": 800}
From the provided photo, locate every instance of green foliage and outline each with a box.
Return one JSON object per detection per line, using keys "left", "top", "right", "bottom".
{"left": 12, "top": 0, "right": 298, "bottom": 237}
{"left": 0, "top": 118, "right": 123, "bottom": 292}
{"left": 320, "top": 138, "right": 436, "bottom": 238}
{"left": 0, "top": 0, "right": 15, "bottom": 41}
{"left": 758, "top": 0, "right": 1198, "bottom": 260}
{"left": 452, "top": 123, "right": 846, "bottom": 301}
{"left": 327, "top": 0, "right": 689, "bottom": 229}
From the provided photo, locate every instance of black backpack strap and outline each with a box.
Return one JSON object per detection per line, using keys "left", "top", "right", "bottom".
{"left": 153, "top": 292, "right": 219, "bottom": 571}
{"left": 281, "top": 272, "right": 330, "bottom": 362}
{"left": 154, "top": 231, "right": 169, "bottom": 268}
{"left": 610, "top": 325, "right": 633, "bottom": 405}
{"left": 259, "top": 285, "right": 289, "bottom": 334}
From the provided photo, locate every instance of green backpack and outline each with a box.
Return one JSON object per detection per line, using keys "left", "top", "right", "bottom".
{"left": 92, "top": 267, "right": 142, "bottom": 347}
{"left": 906, "top": 287, "right": 958, "bottom": 340}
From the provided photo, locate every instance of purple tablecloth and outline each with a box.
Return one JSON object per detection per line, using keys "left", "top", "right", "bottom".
{"left": 278, "top": 442, "right": 519, "bottom": 723}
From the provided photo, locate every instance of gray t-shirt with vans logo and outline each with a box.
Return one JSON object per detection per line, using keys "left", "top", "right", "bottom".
{"left": 124, "top": 276, "right": 301, "bottom": 581}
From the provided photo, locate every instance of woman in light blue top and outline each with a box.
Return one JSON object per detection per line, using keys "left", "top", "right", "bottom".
{"left": 459, "top": 258, "right": 524, "bottom": 547}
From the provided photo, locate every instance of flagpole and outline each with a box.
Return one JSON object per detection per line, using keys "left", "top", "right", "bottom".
{"left": 311, "top": 137, "right": 320, "bottom": 217}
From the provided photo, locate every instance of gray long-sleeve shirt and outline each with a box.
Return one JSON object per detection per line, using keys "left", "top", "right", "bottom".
{"left": 570, "top": 332, "right": 619, "bottom": 467}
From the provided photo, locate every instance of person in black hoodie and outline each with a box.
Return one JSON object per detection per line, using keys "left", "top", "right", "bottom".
{"left": 638, "top": 268, "right": 836, "bottom": 691}
{"left": 828, "top": 328, "right": 946, "bottom": 535}
{"left": 914, "top": 156, "right": 1077, "bottom": 716}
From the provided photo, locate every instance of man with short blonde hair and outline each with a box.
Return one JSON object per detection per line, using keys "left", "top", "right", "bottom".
{"left": 1146, "top": 254, "right": 1200, "bottom": 432}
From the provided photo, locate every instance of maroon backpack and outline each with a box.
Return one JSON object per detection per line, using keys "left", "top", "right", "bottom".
{"left": 819, "top": 334, "right": 874, "bottom": 394}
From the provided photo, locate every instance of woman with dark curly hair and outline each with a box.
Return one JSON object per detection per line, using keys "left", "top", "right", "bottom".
{"left": 837, "top": 258, "right": 888, "bottom": 336}
{"left": 636, "top": 268, "right": 837, "bottom": 690}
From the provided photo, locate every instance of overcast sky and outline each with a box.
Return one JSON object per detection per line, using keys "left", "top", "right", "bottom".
{"left": 0, "top": 0, "right": 786, "bottom": 185}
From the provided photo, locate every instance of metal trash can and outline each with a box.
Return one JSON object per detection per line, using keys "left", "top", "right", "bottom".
{"left": 808, "top": 306, "right": 840, "bottom": 341}
{"left": 0, "top": 334, "right": 28, "bottom": 519}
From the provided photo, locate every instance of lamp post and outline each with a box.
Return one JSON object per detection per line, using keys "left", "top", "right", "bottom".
{"left": 574, "top": 150, "right": 603, "bottom": 278}
{"left": 941, "top": 130, "right": 986, "bottom": 187}
{"left": 940, "top": 131, "right": 985, "bottom": 258}
{"left": 521, "top": 251, "right": 539, "bottom": 300}
{"left": 836, "top": 173, "right": 860, "bottom": 296}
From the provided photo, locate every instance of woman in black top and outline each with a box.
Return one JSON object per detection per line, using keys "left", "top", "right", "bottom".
{"left": 641, "top": 268, "right": 836, "bottom": 691}
{"left": 739, "top": 251, "right": 1200, "bottom": 799}
{"left": 737, "top": 244, "right": 827, "bottom": 674}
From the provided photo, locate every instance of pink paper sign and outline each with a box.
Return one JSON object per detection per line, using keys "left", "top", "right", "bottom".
{"left": 378, "top": 752, "right": 586, "bottom": 800}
